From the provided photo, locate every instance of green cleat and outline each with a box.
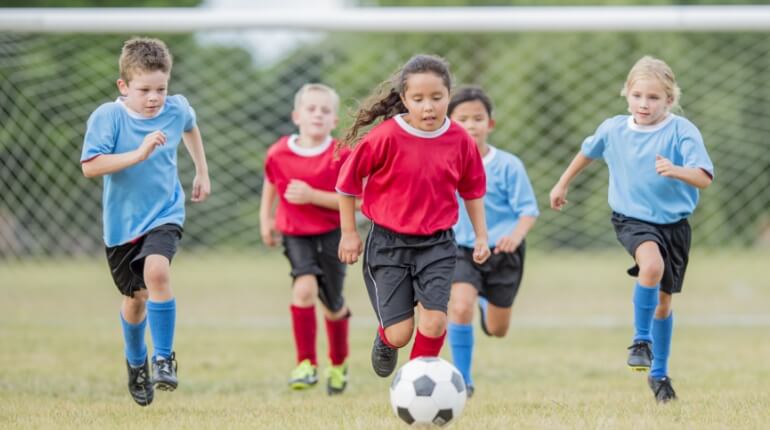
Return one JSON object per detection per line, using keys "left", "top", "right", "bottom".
{"left": 326, "top": 363, "right": 349, "bottom": 395}
{"left": 289, "top": 359, "right": 318, "bottom": 390}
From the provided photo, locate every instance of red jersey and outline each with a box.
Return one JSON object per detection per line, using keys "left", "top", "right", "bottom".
{"left": 336, "top": 115, "right": 485, "bottom": 235}
{"left": 264, "top": 135, "right": 350, "bottom": 235}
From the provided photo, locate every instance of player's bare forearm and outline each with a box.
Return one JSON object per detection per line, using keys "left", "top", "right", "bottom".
{"left": 339, "top": 195, "right": 357, "bottom": 233}
{"left": 664, "top": 165, "right": 713, "bottom": 189}
{"left": 550, "top": 151, "right": 594, "bottom": 210}
{"left": 511, "top": 215, "right": 537, "bottom": 242}
{"left": 309, "top": 189, "right": 341, "bottom": 210}
{"left": 464, "top": 197, "right": 488, "bottom": 243}
{"left": 183, "top": 127, "right": 208, "bottom": 176}
{"left": 81, "top": 151, "right": 142, "bottom": 178}
{"left": 259, "top": 180, "right": 278, "bottom": 222}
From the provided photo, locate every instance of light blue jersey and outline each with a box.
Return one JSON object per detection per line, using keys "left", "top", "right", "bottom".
{"left": 581, "top": 114, "right": 714, "bottom": 224}
{"left": 454, "top": 146, "right": 539, "bottom": 248}
{"left": 81, "top": 95, "right": 196, "bottom": 246}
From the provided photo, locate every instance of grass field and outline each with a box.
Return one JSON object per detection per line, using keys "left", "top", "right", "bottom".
{"left": 1, "top": 250, "right": 768, "bottom": 429}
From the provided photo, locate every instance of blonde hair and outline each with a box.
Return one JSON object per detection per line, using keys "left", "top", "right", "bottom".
{"left": 119, "top": 37, "right": 172, "bottom": 82}
{"left": 293, "top": 83, "right": 340, "bottom": 111}
{"left": 621, "top": 56, "right": 681, "bottom": 112}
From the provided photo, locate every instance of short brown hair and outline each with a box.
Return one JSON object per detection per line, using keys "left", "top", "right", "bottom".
{"left": 119, "top": 37, "right": 172, "bottom": 82}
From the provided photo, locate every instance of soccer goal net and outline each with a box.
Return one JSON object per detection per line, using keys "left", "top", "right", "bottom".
{"left": 1, "top": 6, "right": 769, "bottom": 258}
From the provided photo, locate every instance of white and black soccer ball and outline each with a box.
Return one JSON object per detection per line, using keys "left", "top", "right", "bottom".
{"left": 389, "top": 356, "right": 467, "bottom": 427}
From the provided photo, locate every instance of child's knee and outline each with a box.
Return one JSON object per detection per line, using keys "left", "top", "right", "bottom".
{"left": 638, "top": 258, "right": 664, "bottom": 282}
{"left": 448, "top": 298, "right": 474, "bottom": 323}
{"left": 385, "top": 324, "right": 413, "bottom": 348}
{"left": 144, "top": 266, "right": 170, "bottom": 288}
{"left": 292, "top": 275, "right": 318, "bottom": 305}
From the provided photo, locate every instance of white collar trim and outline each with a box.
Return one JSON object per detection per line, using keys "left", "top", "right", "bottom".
{"left": 482, "top": 145, "right": 497, "bottom": 166}
{"left": 288, "top": 134, "right": 333, "bottom": 157}
{"left": 394, "top": 114, "right": 451, "bottom": 138}
{"left": 627, "top": 113, "right": 674, "bottom": 133}
{"left": 116, "top": 97, "right": 164, "bottom": 120}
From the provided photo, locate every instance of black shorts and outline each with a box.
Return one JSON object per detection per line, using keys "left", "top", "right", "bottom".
{"left": 282, "top": 228, "right": 347, "bottom": 312}
{"left": 105, "top": 224, "right": 183, "bottom": 297}
{"left": 452, "top": 242, "right": 526, "bottom": 308}
{"left": 611, "top": 212, "right": 691, "bottom": 294}
{"left": 363, "top": 223, "right": 457, "bottom": 328}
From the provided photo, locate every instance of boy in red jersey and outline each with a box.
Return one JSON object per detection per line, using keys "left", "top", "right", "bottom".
{"left": 337, "top": 55, "right": 491, "bottom": 379}
{"left": 260, "top": 83, "right": 351, "bottom": 395}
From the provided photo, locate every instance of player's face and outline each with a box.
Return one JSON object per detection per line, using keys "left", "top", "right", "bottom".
{"left": 117, "top": 70, "right": 170, "bottom": 118}
{"left": 401, "top": 73, "right": 450, "bottom": 132}
{"left": 450, "top": 100, "right": 495, "bottom": 148}
{"left": 293, "top": 90, "right": 338, "bottom": 140}
{"left": 626, "top": 78, "right": 672, "bottom": 126}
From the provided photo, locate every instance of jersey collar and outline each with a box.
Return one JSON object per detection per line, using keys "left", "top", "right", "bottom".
{"left": 482, "top": 145, "right": 497, "bottom": 166}
{"left": 116, "top": 97, "right": 165, "bottom": 120}
{"left": 288, "top": 134, "right": 333, "bottom": 157}
{"left": 394, "top": 114, "right": 451, "bottom": 138}
{"left": 627, "top": 113, "right": 674, "bottom": 133}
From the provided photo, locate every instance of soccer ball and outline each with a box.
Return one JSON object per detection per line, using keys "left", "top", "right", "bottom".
{"left": 389, "top": 356, "right": 467, "bottom": 427}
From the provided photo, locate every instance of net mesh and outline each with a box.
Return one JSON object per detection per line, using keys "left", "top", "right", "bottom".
{"left": 1, "top": 29, "right": 769, "bottom": 258}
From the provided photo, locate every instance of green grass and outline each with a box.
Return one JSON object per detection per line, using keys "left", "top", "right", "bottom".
{"left": 1, "top": 250, "right": 769, "bottom": 429}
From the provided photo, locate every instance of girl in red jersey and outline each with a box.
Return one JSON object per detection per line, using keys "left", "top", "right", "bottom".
{"left": 336, "top": 55, "right": 491, "bottom": 378}
{"left": 261, "top": 83, "right": 351, "bottom": 394}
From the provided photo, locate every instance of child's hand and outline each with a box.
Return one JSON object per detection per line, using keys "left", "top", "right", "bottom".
{"left": 137, "top": 130, "right": 166, "bottom": 161}
{"left": 260, "top": 218, "right": 279, "bottom": 247}
{"left": 549, "top": 183, "right": 569, "bottom": 211}
{"left": 655, "top": 154, "right": 677, "bottom": 177}
{"left": 472, "top": 239, "right": 491, "bottom": 264}
{"left": 191, "top": 173, "right": 210, "bottom": 202}
{"left": 284, "top": 179, "right": 315, "bottom": 204}
{"left": 494, "top": 233, "right": 522, "bottom": 254}
{"left": 338, "top": 230, "right": 363, "bottom": 264}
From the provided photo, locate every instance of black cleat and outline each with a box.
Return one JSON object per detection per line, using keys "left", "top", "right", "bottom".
{"left": 466, "top": 384, "right": 475, "bottom": 398}
{"left": 152, "top": 352, "right": 178, "bottom": 391}
{"left": 371, "top": 333, "right": 398, "bottom": 377}
{"left": 627, "top": 341, "right": 652, "bottom": 371}
{"left": 126, "top": 358, "right": 154, "bottom": 406}
{"left": 648, "top": 375, "right": 677, "bottom": 404}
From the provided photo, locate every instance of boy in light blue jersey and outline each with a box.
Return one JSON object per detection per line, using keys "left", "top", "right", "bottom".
{"left": 81, "top": 37, "right": 210, "bottom": 407}
{"left": 550, "top": 56, "right": 713, "bottom": 404}
{"left": 447, "top": 86, "right": 539, "bottom": 397}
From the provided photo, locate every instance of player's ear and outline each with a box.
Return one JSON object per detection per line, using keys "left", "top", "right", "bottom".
{"left": 116, "top": 79, "right": 129, "bottom": 96}
{"left": 291, "top": 109, "right": 300, "bottom": 126}
{"left": 488, "top": 118, "right": 496, "bottom": 130}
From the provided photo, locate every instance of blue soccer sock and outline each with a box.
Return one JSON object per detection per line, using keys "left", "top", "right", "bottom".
{"left": 447, "top": 322, "right": 474, "bottom": 387}
{"left": 478, "top": 296, "right": 489, "bottom": 325}
{"left": 633, "top": 282, "right": 659, "bottom": 343}
{"left": 120, "top": 313, "right": 147, "bottom": 367}
{"left": 147, "top": 298, "right": 176, "bottom": 360}
{"left": 650, "top": 312, "right": 674, "bottom": 378}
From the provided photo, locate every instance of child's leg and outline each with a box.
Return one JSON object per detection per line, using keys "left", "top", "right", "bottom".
{"left": 411, "top": 303, "right": 447, "bottom": 359}
{"left": 651, "top": 292, "right": 674, "bottom": 378}
{"left": 448, "top": 282, "right": 477, "bottom": 387}
{"left": 322, "top": 305, "right": 350, "bottom": 366}
{"left": 484, "top": 303, "right": 513, "bottom": 338}
{"left": 144, "top": 255, "right": 175, "bottom": 360}
{"left": 291, "top": 275, "right": 319, "bottom": 365}
{"left": 632, "top": 241, "right": 664, "bottom": 343}
{"left": 121, "top": 290, "right": 149, "bottom": 367}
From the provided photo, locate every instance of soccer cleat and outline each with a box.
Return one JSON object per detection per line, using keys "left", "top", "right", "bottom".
{"left": 627, "top": 341, "right": 652, "bottom": 371}
{"left": 152, "top": 352, "right": 178, "bottom": 391}
{"left": 466, "top": 384, "right": 475, "bottom": 399}
{"left": 325, "top": 363, "right": 349, "bottom": 395}
{"left": 289, "top": 359, "right": 319, "bottom": 390}
{"left": 371, "top": 332, "right": 398, "bottom": 377}
{"left": 126, "top": 358, "right": 154, "bottom": 406}
{"left": 478, "top": 296, "right": 491, "bottom": 336}
{"left": 648, "top": 375, "right": 677, "bottom": 404}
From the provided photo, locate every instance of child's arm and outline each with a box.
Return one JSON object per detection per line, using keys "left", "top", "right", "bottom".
{"left": 337, "top": 195, "right": 362, "bottom": 264}
{"left": 182, "top": 126, "right": 210, "bottom": 202}
{"left": 81, "top": 130, "right": 166, "bottom": 178}
{"left": 495, "top": 215, "right": 537, "bottom": 254}
{"left": 463, "top": 197, "right": 491, "bottom": 264}
{"left": 655, "top": 155, "right": 713, "bottom": 189}
{"left": 284, "top": 179, "right": 340, "bottom": 209}
{"left": 259, "top": 180, "right": 279, "bottom": 247}
{"left": 549, "top": 151, "right": 594, "bottom": 211}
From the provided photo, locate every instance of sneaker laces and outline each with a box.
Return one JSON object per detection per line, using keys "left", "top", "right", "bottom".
{"left": 156, "top": 355, "right": 177, "bottom": 375}
{"left": 654, "top": 377, "right": 676, "bottom": 398}
{"left": 628, "top": 342, "right": 651, "bottom": 354}
{"left": 131, "top": 365, "right": 149, "bottom": 385}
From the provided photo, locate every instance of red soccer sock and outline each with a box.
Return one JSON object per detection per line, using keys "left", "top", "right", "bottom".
{"left": 290, "top": 305, "right": 317, "bottom": 365}
{"left": 378, "top": 325, "right": 398, "bottom": 349}
{"left": 325, "top": 312, "right": 350, "bottom": 366}
{"left": 410, "top": 329, "right": 446, "bottom": 359}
